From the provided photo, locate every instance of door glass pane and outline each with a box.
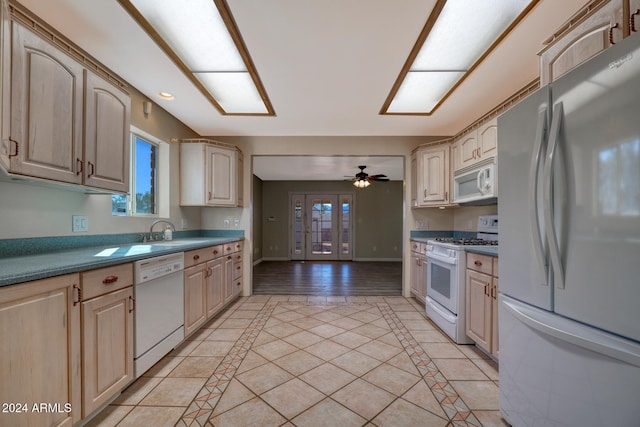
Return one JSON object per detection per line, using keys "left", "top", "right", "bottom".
{"left": 294, "top": 198, "right": 303, "bottom": 255}
{"left": 311, "top": 199, "right": 333, "bottom": 254}
{"left": 341, "top": 199, "right": 350, "bottom": 254}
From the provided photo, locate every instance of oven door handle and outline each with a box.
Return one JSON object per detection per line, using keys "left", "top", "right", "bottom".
{"left": 427, "top": 252, "right": 457, "bottom": 265}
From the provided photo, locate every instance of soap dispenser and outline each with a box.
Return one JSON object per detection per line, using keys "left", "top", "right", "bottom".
{"left": 164, "top": 226, "right": 173, "bottom": 241}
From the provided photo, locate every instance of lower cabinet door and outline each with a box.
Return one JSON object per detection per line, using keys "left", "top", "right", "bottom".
{"left": 81, "top": 286, "right": 134, "bottom": 417}
{"left": 206, "top": 258, "right": 224, "bottom": 318}
{"left": 184, "top": 264, "right": 207, "bottom": 336}
{"left": 466, "top": 270, "right": 492, "bottom": 351}
{"left": 0, "top": 274, "right": 81, "bottom": 427}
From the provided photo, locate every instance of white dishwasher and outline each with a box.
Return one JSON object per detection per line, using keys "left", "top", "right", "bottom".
{"left": 133, "top": 252, "right": 185, "bottom": 378}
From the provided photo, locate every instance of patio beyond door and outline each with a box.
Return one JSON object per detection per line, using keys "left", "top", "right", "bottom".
{"left": 291, "top": 194, "right": 352, "bottom": 261}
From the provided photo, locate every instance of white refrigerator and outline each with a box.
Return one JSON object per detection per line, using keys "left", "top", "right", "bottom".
{"left": 497, "top": 31, "right": 640, "bottom": 427}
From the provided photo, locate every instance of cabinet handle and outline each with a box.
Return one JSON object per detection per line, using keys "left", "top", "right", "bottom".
{"left": 8, "top": 139, "right": 19, "bottom": 159}
{"left": 236, "top": 266, "right": 241, "bottom": 270}
{"left": 474, "top": 260, "right": 482, "bottom": 266}
{"left": 102, "top": 275, "right": 118, "bottom": 285}
{"left": 445, "top": 191, "right": 448, "bottom": 201}
{"left": 477, "top": 147, "right": 481, "bottom": 158}
{"left": 631, "top": 9, "right": 640, "bottom": 33}
{"left": 213, "top": 249, "right": 219, "bottom": 255}
{"left": 87, "top": 161, "right": 95, "bottom": 177}
{"left": 193, "top": 254, "right": 200, "bottom": 261}
{"left": 227, "top": 256, "right": 232, "bottom": 260}
{"left": 609, "top": 22, "right": 619, "bottom": 45}
{"left": 423, "top": 189, "right": 427, "bottom": 198}
{"left": 484, "top": 283, "right": 489, "bottom": 296}
{"left": 129, "top": 296, "right": 135, "bottom": 313}
{"left": 236, "top": 281, "right": 241, "bottom": 287}
{"left": 491, "top": 284, "right": 497, "bottom": 300}
{"left": 226, "top": 246, "right": 231, "bottom": 251}
{"left": 208, "top": 191, "right": 212, "bottom": 201}
{"left": 73, "top": 284, "right": 82, "bottom": 305}
{"left": 76, "top": 158, "right": 83, "bottom": 175}
{"left": 236, "top": 255, "right": 241, "bottom": 260}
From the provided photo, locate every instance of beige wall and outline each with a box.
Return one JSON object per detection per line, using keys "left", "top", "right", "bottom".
{"left": 258, "top": 180, "right": 403, "bottom": 261}
{"left": 0, "top": 86, "right": 199, "bottom": 239}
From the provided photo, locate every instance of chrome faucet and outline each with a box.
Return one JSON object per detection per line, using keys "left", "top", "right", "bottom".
{"left": 143, "top": 220, "right": 176, "bottom": 242}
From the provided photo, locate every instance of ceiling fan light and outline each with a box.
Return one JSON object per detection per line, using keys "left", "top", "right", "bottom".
{"left": 353, "top": 179, "right": 370, "bottom": 188}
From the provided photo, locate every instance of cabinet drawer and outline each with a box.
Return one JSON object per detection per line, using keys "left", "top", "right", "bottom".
{"left": 233, "top": 261, "right": 243, "bottom": 281}
{"left": 81, "top": 263, "right": 133, "bottom": 300}
{"left": 184, "top": 247, "right": 214, "bottom": 268}
{"left": 466, "top": 253, "right": 493, "bottom": 275}
{"left": 493, "top": 257, "right": 499, "bottom": 277}
{"left": 223, "top": 240, "right": 243, "bottom": 255}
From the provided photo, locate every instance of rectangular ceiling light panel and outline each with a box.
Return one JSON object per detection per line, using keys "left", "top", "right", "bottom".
{"left": 127, "top": 0, "right": 273, "bottom": 115}
{"left": 383, "top": 0, "right": 535, "bottom": 115}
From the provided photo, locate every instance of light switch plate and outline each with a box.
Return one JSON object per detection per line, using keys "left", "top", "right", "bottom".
{"left": 72, "top": 215, "right": 88, "bottom": 232}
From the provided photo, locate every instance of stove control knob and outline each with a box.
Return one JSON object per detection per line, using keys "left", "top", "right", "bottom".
{"left": 448, "top": 249, "right": 455, "bottom": 258}
{"left": 426, "top": 245, "right": 433, "bottom": 252}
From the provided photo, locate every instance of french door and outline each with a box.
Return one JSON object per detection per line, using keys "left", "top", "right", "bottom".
{"left": 291, "top": 193, "right": 353, "bottom": 261}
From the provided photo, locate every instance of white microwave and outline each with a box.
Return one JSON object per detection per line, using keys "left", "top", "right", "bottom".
{"left": 453, "top": 162, "right": 497, "bottom": 205}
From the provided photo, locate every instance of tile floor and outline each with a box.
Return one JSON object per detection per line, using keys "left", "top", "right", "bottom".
{"left": 87, "top": 295, "right": 506, "bottom": 427}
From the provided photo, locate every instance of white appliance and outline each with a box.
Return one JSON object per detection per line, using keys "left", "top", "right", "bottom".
{"left": 498, "top": 32, "right": 640, "bottom": 427}
{"left": 453, "top": 160, "right": 497, "bottom": 205}
{"left": 133, "top": 252, "right": 185, "bottom": 378}
{"left": 425, "top": 215, "right": 498, "bottom": 344}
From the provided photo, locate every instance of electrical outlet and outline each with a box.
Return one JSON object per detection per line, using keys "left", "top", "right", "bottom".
{"left": 223, "top": 219, "right": 230, "bottom": 228}
{"left": 233, "top": 219, "right": 240, "bottom": 228}
{"left": 181, "top": 218, "right": 190, "bottom": 229}
{"left": 72, "top": 215, "right": 88, "bottom": 232}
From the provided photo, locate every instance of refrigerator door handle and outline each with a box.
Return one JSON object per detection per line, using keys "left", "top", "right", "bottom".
{"left": 502, "top": 297, "right": 640, "bottom": 368}
{"left": 529, "top": 108, "right": 548, "bottom": 282}
{"left": 543, "top": 102, "right": 565, "bottom": 289}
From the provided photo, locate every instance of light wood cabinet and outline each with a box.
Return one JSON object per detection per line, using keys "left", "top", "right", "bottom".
{"left": 465, "top": 252, "right": 499, "bottom": 358}
{"left": 539, "top": 0, "right": 626, "bottom": 85}
{"left": 223, "top": 240, "right": 243, "bottom": 303}
{"left": 180, "top": 140, "right": 243, "bottom": 207}
{"left": 0, "top": 273, "right": 82, "bottom": 427}
{"left": 184, "top": 241, "right": 242, "bottom": 337}
{"left": 83, "top": 70, "right": 131, "bottom": 193}
{"left": 80, "top": 263, "right": 134, "bottom": 418}
{"left": 451, "top": 118, "right": 497, "bottom": 174}
{"left": 206, "top": 257, "right": 224, "bottom": 318}
{"left": 410, "top": 241, "right": 427, "bottom": 303}
{"left": 5, "top": 21, "right": 84, "bottom": 185}
{"left": 184, "top": 263, "right": 208, "bottom": 337}
{"left": 412, "top": 144, "right": 451, "bottom": 207}
{"left": 1, "top": 21, "right": 130, "bottom": 193}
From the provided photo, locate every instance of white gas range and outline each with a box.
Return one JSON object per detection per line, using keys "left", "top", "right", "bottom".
{"left": 425, "top": 215, "right": 498, "bottom": 344}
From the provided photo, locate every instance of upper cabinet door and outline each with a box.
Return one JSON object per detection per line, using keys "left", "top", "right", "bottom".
{"left": 419, "top": 145, "right": 450, "bottom": 205}
{"left": 459, "top": 133, "right": 478, "bottom": 170}
{"left": 539, "top": 0, "right": 625, "bottom": 85}
{"left": 9, "top": 22, "right": 83, "bottom": 184}
{"left": 84, "top": 70, "right": 130, "bottom": 193}
{"left": 477, "top": 118, "right": 497, "bottom": 160}
{"left": 205, "top": 145, "right": 236, "bottom": 206}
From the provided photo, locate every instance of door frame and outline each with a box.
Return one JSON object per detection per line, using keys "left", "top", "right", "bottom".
{"left": 289, "top": 192, "right": 355, "bottom": 261}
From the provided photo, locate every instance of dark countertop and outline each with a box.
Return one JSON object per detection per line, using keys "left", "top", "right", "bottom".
{"left": 0, "top": 237, "right": 243, "bottom": 287}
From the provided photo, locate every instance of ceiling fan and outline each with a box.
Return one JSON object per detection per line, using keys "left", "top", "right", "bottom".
{"left": 347, "top": 165, "right": 389, "bottom": 188}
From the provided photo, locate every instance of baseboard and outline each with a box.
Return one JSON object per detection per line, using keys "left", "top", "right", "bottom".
{"left": 252, "top": 258, "right": 263, "bottom": 267}
{"left": 260, "top": 257, "right": 290, "bottom": 262}
{"left": 353, "top": 258, "right": 402, "bottom": 262}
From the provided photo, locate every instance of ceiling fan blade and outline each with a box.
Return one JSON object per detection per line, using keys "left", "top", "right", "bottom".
{"left": 370, "top": 174, "right": 387, "bottom": 178}
{"left": 369, "top": 176, "right": 389, "bottom": 181}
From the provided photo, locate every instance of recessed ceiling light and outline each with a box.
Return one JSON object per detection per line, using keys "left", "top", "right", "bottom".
{"left": 381, "top": 0, "right": 537, "bottom": 115}
{"left": 158, "top": 92, "right": 175, "bottom": 100}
